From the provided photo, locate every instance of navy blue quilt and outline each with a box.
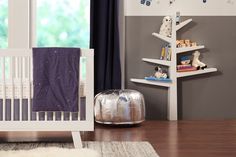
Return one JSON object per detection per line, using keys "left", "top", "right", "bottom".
{"left": 32, "top": 48, "right": 80, "bottom": 112}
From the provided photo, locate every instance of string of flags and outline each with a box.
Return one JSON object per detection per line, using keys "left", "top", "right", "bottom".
{"left": 140, "top": 0, "right": 176, "bottom": 6}
{"left": 139, "top": 0, "right": 219, "bottom": 6}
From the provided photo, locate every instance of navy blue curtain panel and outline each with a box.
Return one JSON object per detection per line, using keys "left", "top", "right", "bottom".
{"left": 90, "top": 0, "right": 121, "bottom": 94}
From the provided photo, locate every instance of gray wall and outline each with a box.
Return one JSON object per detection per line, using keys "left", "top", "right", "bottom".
{"left": 125, "top": 16, "right": 236, "bottom": 120}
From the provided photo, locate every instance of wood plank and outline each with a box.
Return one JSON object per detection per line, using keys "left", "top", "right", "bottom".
{"left": 0, "top": 121, "right": 235, "bottom": 157}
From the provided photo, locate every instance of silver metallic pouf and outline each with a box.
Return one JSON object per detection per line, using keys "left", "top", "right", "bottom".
{"left": 94, "top": 89, "right": 145, "bottom": 125}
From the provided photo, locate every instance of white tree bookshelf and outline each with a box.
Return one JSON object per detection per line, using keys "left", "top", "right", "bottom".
{"left": 130, "top": 14, "right": 217, "bottom": 120}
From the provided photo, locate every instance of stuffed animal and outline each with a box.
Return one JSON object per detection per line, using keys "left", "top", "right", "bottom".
{"left": 159, "top": 16, "right": 172, "bottom": 37}
{"left": 154, "top": 66, "right": 168, "bottom": 79}
{"left": 180, "top": 56, "right": 191, "bottom": 65}
{"left": 192, "top": 51, "right": 207, "bottom": 70}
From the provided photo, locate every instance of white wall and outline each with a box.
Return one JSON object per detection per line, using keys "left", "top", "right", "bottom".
{"left": 125, "top": 0, "right": 236, "bottom": 16}
{"left": 8, "top": 0, "right": 30, "bottom": 48}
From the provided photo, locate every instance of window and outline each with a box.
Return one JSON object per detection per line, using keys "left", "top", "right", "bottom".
{"left": 0, "top": 0, "right": 90, "bottom": 80}
{"left": 37, "top": 0, "right": 90, "bottom": 80}
{"left": 0, "top": 0, "right": 8, "bottom": 79}
{"left": 0, "top": 0, "right": 8, "bottom": 48}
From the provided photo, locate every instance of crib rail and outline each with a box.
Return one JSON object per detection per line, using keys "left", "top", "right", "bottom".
{"left": 0, "top": 49, "right": 94, "bottom": 132}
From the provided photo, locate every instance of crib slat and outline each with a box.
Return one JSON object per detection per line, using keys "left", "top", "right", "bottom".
{"left": 36, "top": 112, "right": 39, "bottom": 121}
{"left": 19, "top": 57, "right": 23, "bottom": 121}
{"left": 22, "top": 57, "right": 25, "bottom": 79}
{"left": 10, "top": 57, "right": 14, "bottom": 121}
{"left": 2, "top": 57, "right": 6, "bottom": 121}
{"left": 31, "top": 57, "right": 34, "bottom": 120}
{"left": 22, "top": 57, "right": 26, "bottom": 120}
{"left": 69, "top": 112, "right": 72, "bottom": 121}
{"left": 53, "top": 112, "right": 56, "bottom": 121}
{"left": 15, "top": 57, "right": 19, "bottom": 79}
{"left": 45, "top": 112, "right": 47, "bottom": 121}
{"left": 61, "top": 112, "right": 64, "bottom": 121}
{"left": 27, "top": 57, "right": 31, "bottom": 121}
{"left": 31, "top": 57, "right": 33, "bottom": 85}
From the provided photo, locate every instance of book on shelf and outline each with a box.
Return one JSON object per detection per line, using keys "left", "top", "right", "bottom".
{"left": 160, "top": 47, "right": 165, "bottom": 60}
{"left": 167, "top": 46, "right": 172, "bottom": 61}
{"left": 177, "top": 67, "right": 197, "bottom": 72}
{"left": 160, "top": 44, "right": 172, "bottom": 61}
{"left": 177, "top": 64, "right": 192, "bottom": 70}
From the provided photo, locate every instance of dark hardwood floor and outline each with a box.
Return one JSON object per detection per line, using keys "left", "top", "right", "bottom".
{"left": 0, "top": 121, "right": 236, "bottom": 157}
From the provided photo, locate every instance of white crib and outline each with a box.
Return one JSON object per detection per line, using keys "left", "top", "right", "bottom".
{"left": 0, "top": 48, "right": 94, "bottom": 148}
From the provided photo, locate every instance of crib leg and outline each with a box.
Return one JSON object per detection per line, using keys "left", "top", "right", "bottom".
{"left": 72, "top": 131, "right": 83, "bottom": 148}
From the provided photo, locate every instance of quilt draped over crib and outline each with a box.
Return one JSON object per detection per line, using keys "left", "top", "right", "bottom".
{"left": 32, "top": 47, "right": 80, "bottom": 112}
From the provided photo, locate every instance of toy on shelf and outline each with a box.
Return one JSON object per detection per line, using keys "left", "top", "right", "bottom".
{"left": 160, "top": 44, "right": 172, "bottom": 61}
{"left": 140, "top": 0, "right": 152, "bottom": 6}
{"left": 177, "top": 56, "right": 197, "bottom": 72}
{"left": 155, "top": 66, "right": 168, "bottom": 79}
{"left": 180, "top": 56, "right": 191, "bottom": 65}
{"left": 176, "top": 11, "right": 181, "bottom": 25}
{"left": 192, "top": 51, "right": 207, "bottom": 70}
{"left": 184, "top": 40, "right": 191, "bottom": 47}
{"left": 159, "top": 16, "right": 172, "bottom": 37}
{"left": 176, "top": 39, "right": 198, "bottom": 48}
{"left": 145, "top": 66, "right": 171, "bottom": 82}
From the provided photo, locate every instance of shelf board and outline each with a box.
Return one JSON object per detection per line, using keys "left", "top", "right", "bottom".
{"left": 152, "top": 33, "right": 172, "bottom": 43}
{"left": 142, "top": 58, "right": 171, "bottom": 66}
{"left": 176, "top": 19, "right": 193, "bottom": 31}
{"left": 176, "top": 45, "right": 205, "bottom": 54}
{"left": 130, "top": 78, "right": 171, "bottom": 88}
{"left": 177, "top": 68, "right": 217, "bottom": 78}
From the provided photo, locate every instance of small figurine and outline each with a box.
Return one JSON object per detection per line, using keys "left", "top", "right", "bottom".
{"left": 176, "top": 40, "right": 181, "bottom": 47}
{"left": 176, "top": 11, "right": 181, "bottom": 25}
{"left": 159, "top": 16, "right": 172, "bottom": 37}
{"left": 140, "top": 0, "right": 152, "bottom": 6}
{"left": 154, "top": 66, "right": 168, "bottom": 79}
{"left": 192, "top": 51, "right": 207, "bottom": 70}
{"left": 176, "top": 40, "right": 198, "bottom": 48}
{"left": 177, "top": 40, "right": 186, "bottom": 47}
{"left": 185, "top": 40, "right": 191, "bottom": 47}
{"left": 180, "top": 56, "right": 191, "bottom": 65}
